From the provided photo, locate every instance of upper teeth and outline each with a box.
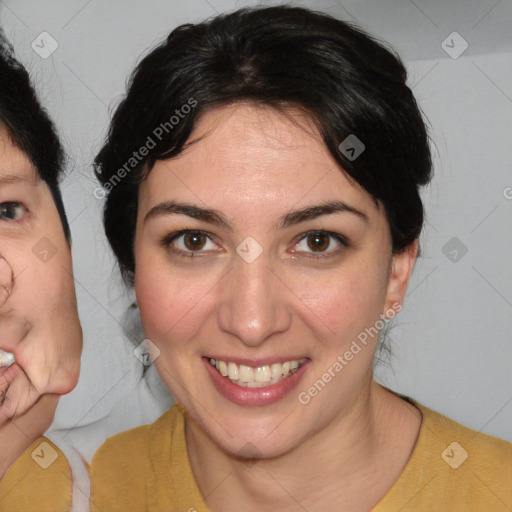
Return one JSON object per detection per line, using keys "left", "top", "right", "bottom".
{"left": 209, "top": 358, "right": 307, "bottom": 387}
{"left": 0, "top": 349, "right": 15, "bottom": 368}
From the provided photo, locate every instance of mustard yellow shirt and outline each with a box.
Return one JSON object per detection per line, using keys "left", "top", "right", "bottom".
{"left": 89, "top": 400, "right": 512, "bottom": 511}
{"left": 0, "top": 437, "right": 72, "bottom": 512}
{"left": 1, "top": 400, "right": 511, "bottom": 511}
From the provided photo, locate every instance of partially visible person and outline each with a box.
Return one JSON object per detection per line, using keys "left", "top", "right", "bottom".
{"left": 0, "top": 28, "right": 82, "bottom": 508}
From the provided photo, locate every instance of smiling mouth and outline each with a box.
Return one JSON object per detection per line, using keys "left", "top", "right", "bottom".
{"left": 208, "top": 358, "right": 308, "bottom": 388}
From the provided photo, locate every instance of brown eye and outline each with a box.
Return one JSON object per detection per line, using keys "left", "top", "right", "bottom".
{"left": 163, "top": 229, "right": 219, "bottom": 257}
{"left": 307, "top": 233, "right": 330, "bottom": 252}
{"left": 183, "top": 232, "right": 207, "bottom": 251}
{"left": 292, "top": 230, "right": 349, "bottom": 257}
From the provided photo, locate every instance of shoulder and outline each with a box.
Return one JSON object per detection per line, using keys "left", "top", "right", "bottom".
{"left": 418, "top": 402, "right": 512, "bottom": 466}
{"left": 90, "top": 405, "right": 180, "bottom": 467}
{"left": 0, "top": 436, "right": 72, "bottom": 512}
{"left": 378, "top": 400, "right": 512, "bottom": 511}
{"left": 89, "top": 406, "right": 181, "bottom": 511}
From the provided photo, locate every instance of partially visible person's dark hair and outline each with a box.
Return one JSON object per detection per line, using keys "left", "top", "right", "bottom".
{"left": 95, "top": 5, "right": 432, "bottom": 284}
{"left": 0, "top": 30, "right": 70, "bottom": 241}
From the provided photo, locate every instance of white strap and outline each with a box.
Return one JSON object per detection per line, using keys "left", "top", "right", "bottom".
{"left": 45, "top": 432, "right": 91, "bottom": 512}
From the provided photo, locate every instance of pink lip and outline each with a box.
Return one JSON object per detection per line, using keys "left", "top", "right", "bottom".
{"left": 203, "top": 357, "right": 311, "bottom": 407}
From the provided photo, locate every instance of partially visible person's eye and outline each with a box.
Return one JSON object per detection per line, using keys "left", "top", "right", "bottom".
{"left": 162, "top": 229, "right": 221, "bottom": 257}
{"left": 0, "top": 201, "right": 27, "bottom": 223}
{"left": 290, "top": 230, "right": 349, "bottom": 258}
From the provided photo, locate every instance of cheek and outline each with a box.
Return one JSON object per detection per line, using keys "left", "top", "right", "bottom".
{"left": 292, "top": 264, "right": 388, "bottom": 343}
{"left": 0, "top": 241, "right": 73, "bottom": 321}
{"left": 134, "top": 253, "right": 212, "bottom": 344}
{"left": 0, "top": 242, "right": 29, "bottom": 279}
{"left": 135, "top": 270, "right": 177, "bottom": 340}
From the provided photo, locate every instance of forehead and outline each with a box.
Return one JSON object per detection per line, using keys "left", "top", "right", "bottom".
{"left": 0, "top": 124, "right": 39, "bottom": 185}
{"left": 140, "top": 103, "right": 377, "bottom": 218}
{"left": 179, "top": 103, "right": 334, "bottom": 172}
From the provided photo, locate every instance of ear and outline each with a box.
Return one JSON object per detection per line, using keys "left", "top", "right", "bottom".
{"left": 383, "top": 239, "right": 418, "bottom": 316}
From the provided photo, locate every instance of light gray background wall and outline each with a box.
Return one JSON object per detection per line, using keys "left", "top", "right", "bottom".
{"left": 1, "top": 0, "right": 511, "bottom": 458}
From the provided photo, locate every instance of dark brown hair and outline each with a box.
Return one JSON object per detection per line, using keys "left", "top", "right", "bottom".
{"left": 95, "top": 5, "right": 432, "bottom": 283}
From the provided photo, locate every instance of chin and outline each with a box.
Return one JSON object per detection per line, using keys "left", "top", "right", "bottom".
{"left": 198, "top": 407, "right": 307, "bottom": 461}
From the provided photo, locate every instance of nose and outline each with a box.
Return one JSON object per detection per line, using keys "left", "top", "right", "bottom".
{"left": 217, "top": 254, "right": 292, "bottom": 347}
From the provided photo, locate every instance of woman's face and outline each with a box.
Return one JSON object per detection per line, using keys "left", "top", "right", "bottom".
{"left": 134, "top": 103, "right": 416, "bottom": 458}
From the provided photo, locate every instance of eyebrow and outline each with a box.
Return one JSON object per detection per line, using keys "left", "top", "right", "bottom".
{"left": 144, "top": 199, "right": 368, "bottom": 230}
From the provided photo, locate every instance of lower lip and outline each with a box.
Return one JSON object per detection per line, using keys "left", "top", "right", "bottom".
{"left": 203, "top": 357, "right": 310, "bottom": 407}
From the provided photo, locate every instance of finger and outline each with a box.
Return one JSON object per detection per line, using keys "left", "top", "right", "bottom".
{"left": 0, "top": 256, "right": 14, "bottom": 307}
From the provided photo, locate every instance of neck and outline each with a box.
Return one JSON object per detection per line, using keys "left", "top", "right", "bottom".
{"left": 185, "top": 380, "right": 421, "bottom": 512}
